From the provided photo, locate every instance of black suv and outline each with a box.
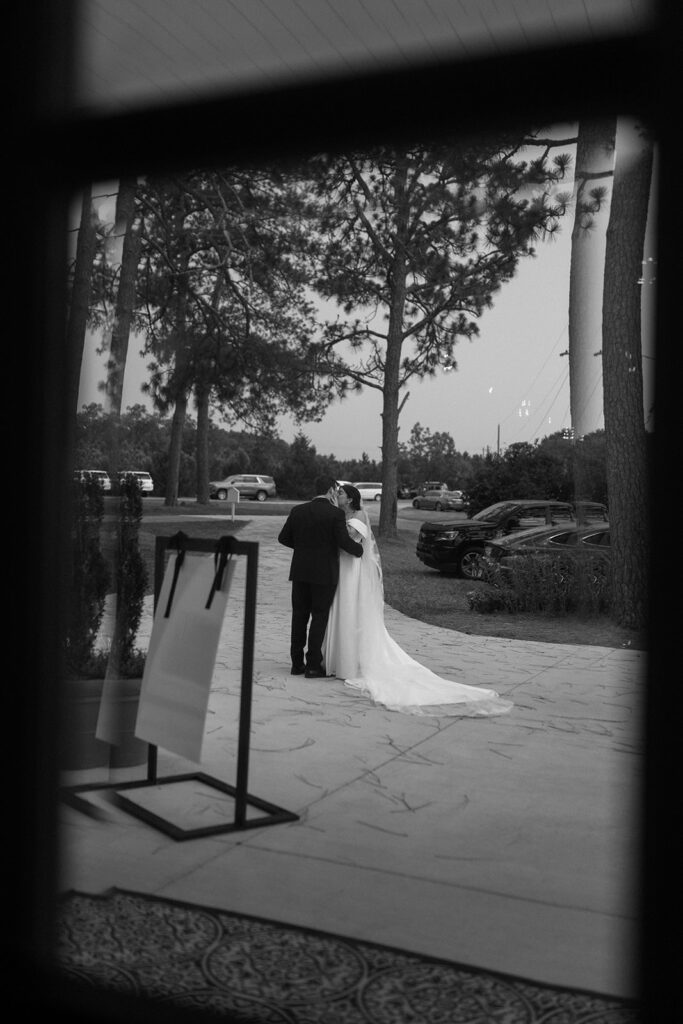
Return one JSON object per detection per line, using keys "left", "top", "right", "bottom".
{"left": 416, "top": 500, "right": 577, "bottom": 579}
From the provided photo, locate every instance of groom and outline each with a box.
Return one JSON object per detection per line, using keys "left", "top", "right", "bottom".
{"left": 278, "top": 475, "right": 363, "bottom": 678}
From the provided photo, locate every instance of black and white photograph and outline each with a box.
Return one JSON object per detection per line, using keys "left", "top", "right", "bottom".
{"left": 8, "top": 3, "right": 679, "bottom": 1022}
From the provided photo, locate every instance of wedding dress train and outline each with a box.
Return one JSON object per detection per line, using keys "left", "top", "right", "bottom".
{"left": 323, "top": 510, "right": 513, "bottom": 718}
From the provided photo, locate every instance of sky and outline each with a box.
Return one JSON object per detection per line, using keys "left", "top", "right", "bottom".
{"left": 79, "top": 225, "right": 577, "bottom": 457}
{"left": 77, "top": 125, "right": 657, "bottom": 460}
{"left": 277, "top": 229, "right": 578, "bottom": 459}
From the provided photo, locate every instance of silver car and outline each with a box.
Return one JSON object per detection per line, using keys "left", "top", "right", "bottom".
{"left": 485, "top": 523, "right": 611, "bottom": 572}
{"left": 412, "top": 489, "right": 467, "bottom": 511}
{"left": 209, "top": 473, "right": 277, "bottom": 502}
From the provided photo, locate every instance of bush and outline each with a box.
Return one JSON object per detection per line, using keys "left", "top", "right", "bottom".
{"left": 474, "top": 553, "right": 611, "bottom": 617}
{"left": 65, "top": 477, "right": 111, "bottom": 677}
{"left": 466, "top": 587, "right": 514, "bottom": 613}
{"left": 110, "top": 474, "right": 149, "bottom": 677}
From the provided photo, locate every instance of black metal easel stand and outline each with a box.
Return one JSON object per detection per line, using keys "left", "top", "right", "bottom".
{"left": 60, "top": 532, "right": 299, "bottom": 840}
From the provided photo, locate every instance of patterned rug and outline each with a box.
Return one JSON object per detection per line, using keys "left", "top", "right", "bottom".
{"left": 57, "top": 889, "right": 640, "bottom": 1023}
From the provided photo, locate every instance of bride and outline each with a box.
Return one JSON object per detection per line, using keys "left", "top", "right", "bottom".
{"left": 323, "top": 484, "right": 512, "bottom": 718}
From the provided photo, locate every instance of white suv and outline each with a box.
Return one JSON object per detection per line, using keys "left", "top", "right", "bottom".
{"left": 74, "top": 469, "right": 111, "bottom": 492}
{"left": 354, "top": 481, "right": 383, "bottom": 502}
{"left": 119, "top": 470, "right": 154, "bottom": 493}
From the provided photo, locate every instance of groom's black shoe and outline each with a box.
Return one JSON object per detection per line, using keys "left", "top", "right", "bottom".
{"left": 304, "top": 666, "right": 326, "bottom": 678}
{"left": 290, "top": 664, "right": 306, "bottom": 675}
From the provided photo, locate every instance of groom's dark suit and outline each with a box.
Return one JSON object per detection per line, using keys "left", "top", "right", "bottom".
{"left": 278, "top": 496, "right": 363, "bottom": 674}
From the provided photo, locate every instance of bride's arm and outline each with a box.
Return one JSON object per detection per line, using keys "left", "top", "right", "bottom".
{"left": 346, "top": 517, "right": 368, "bottom": 543}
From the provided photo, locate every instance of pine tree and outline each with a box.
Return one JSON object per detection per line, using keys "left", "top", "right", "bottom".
{"left": 307, "top": 135, "right": 572, "bottom": 536}
{"left": 134, "top": 168, "right": 328, "bottom": 503}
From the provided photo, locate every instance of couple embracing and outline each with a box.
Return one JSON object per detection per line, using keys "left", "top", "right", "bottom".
{"left": 278, "top": 476, "right": 511, "bottom": 718}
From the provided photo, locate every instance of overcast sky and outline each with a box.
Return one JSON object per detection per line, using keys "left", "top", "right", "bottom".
{"left": 79, "top": 221, "right": 577, "bottom": 457}
{"left": 277, "top": 227, "right": 578, "bottom": 459}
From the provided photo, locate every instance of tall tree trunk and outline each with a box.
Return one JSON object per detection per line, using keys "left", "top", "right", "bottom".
{"left": 194, "top": 281, "right": 223, "bottom": 504}
{"left": 104, "top": 178, "right": 141, "bottom": 491}
{"left": 378, "top": 318, "right": 401, "bottom": 539}
{"left": 377, "top": 160, "right": 409, "bottom": 539}
{"left": 105, "top": 177, "right": 140, "bottom": 419}
{"left": 602, "top": 118, "right": 653, "bottom": 629}
{"left": 165, "top": 393, "right": 188, "bottom": 506}
{"left": 163, "top": 226, "right": 192, "bottom": 507}
{"left": 568, "top": 118, "right": 616, "bottom": 448}
{"left": 66, "top": 186, "right": 97, "bottom": 421}
{"left": 195, "top": 383, "right": 210, "bottom": 504}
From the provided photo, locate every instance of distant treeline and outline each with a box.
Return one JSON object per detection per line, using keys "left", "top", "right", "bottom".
{"left": 76, "top": 402, "right": 623, "bottom": 510}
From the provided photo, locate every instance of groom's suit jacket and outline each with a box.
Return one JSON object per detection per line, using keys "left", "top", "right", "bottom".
{"left": 278, "top": 497, "right": 363, "bottom": 586}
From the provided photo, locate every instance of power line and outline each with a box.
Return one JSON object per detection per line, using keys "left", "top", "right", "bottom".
{"left": 498, "top": 321, "right": 569, "bottom": 430}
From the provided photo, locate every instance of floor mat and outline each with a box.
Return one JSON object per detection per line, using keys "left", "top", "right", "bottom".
{"left": 57, "top": 888, "right": 640, "bottom": 1023}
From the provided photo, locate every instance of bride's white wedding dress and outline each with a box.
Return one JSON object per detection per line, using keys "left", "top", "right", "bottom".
{"left": 323, "top": 509, "right": 512, "bottom": 717}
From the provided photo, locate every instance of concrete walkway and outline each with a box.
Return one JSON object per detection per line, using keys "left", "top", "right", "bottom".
{"left": 58, "top": 514, "right": 645, "bottom": 999}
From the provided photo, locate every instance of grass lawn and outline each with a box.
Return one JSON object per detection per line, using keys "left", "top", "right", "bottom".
{"left": 375, "top": 531, "right": 647, "bottom": 652}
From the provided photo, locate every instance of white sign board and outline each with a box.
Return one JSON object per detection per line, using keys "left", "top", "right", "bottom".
{"left": 134, "top": 551, "right": 236, "bottom": 762}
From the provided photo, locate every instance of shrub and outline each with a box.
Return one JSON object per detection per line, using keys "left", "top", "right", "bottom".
{"left": 109, "top": 474, "right": 149, "bottom": 677}
{"left": 466, "top": 587, "right": 514, "bottom": 613}
{"left": 65, "top": 477, "right": 111, "bottom": 677}
{"left": 475, "top": 553, "right": 611, "bottom": 616}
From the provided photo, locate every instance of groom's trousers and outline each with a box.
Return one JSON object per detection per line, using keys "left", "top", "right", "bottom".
{"left": 290, "top": 580, "right": 336, "bottom": 671}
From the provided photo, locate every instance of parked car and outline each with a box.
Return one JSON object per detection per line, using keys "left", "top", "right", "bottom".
{"left": 74, "top": 469, "right": 111, "bottom": 492}
{"left": 354, "top": 481, "right": 383, "bottom": 502}
{"left": 574, "top": 501, "right": 608, "bottom": 523}
{"left": 485, "top": 522, "right": 611, "bottom": 558}
{"left": 118, "top": 470, "right": 154, "bottom": 493}
{"left": 483, "top": 523, "right": 611, "bottom": 577}
{"left": 209, "top": 473, "right": 277, "bottom": 502}
{"left": 412, "top": 489, "right": 468, "bottom": 512}
{"left": 416, "top": 499, "right": 576, "bottom": 579}
{"left": 418, "top": 480, "right": 448, "bottom": 495}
